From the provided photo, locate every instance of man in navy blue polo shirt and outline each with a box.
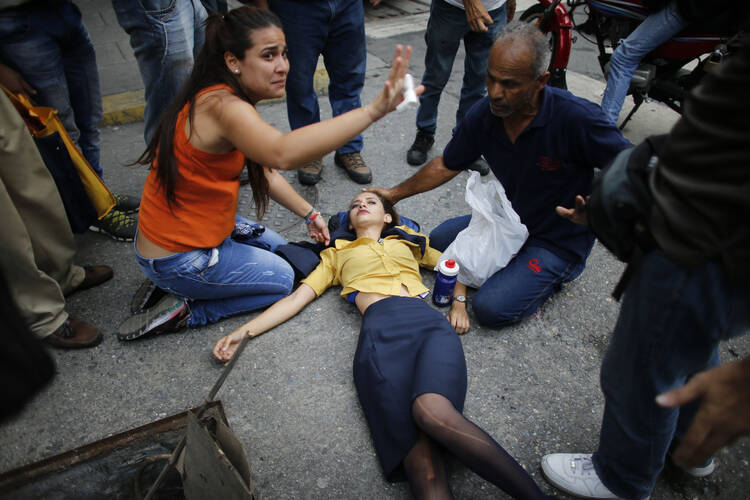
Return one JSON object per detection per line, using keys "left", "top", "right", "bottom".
{"left": 373, "top": 21, "right": 629, "bottom": 328}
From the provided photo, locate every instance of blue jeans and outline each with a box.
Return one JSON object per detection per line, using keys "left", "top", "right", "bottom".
{"left": 416, "top": 0, "right": 506, "bottom": 134}
{"left": 135, "top": 217, "right": 294, "bottom": 327}
{"left": 592, "top": 250, "right": 748, "bottom": 499}
{"left": 112, "top": 0, "right": 207, "bottom": 144}
{"left": 600, "top": 1, "right": 687, "bottom": 125}
{"left": 429, "top": 215, "right": 585, "bottom": 326}
{"left": 0, "top": 1, "right": 104, "bottom": 176}
{"left": 268, "top": 0, "right": 365, "bottom": 154}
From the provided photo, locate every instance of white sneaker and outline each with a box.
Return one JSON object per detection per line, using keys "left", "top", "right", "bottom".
{"left": 677, "top": 457, "right": 715, "bottom": 478}
{"left": 541, "top": 453, "right": 620, "bottom": 499}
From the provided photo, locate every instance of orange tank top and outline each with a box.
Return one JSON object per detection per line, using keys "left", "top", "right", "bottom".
{"left": 138, "top": 84, "right": 246, "bottom": 252}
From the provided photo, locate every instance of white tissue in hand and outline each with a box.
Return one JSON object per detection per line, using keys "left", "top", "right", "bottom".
{"left": 396, "top": 73, "right": 418, "bottom": 112}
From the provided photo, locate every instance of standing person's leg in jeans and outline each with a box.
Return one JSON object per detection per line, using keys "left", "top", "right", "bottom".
{"left": 600, "top": 1, "right": 688, "bottom": 125}
{"left": 269, "top": 0, "right": 327, "bottom": 133}
{"left": 0, "top": 1, "right": 104, "bottom": 176}
{"left": 135, "top": 217, "right": 295, "bottom": 327}
{"left": 112, "top": 0, "right": 208, "bottom": 144}
{"left": 591, "top": 251, "right": 743, "bottom": 499}
{"left": 455, "top": 3, "right": 506, "bottom": 129}
{"left": 322, "top": 0, "right": 365, "bottom": 156}
{"left": 429, "top": 215, "right": 586, "bottom": 326}
{"left": 268, "top": 0, "right": 327, "bottom": 183}
{"left": 415, "top": 0, "right": 468, "bottom": 137}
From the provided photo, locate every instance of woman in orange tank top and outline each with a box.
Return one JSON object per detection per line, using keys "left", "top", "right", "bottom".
{"left": 118, "top": 5, "right": 421, "bottom": 341}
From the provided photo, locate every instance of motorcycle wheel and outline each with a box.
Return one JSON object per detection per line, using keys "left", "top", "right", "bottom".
{"left": 520, "top": 4, "right": 559, "bottom": 74}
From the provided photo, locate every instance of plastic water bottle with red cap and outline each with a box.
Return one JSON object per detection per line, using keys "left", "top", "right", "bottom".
{"left": 432, "top": 259, "right": 460, "bottom": 307}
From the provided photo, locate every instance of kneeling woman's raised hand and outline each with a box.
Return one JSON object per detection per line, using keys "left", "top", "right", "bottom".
{"left": 365, "top": 45, "right": 424, "bottom": 121}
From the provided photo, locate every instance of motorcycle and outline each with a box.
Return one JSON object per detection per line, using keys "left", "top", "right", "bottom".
{"left": 520, "top": 0, "right": 735, "bottom": 128}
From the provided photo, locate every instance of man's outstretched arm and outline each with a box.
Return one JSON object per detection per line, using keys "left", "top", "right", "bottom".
{"left": 656, "top": 357, "right": 750, "bottom": 467}
{"left": 370, "top": 156, "right": 461, "bottom": 204}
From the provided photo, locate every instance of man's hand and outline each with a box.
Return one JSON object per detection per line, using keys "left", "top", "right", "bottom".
{"left": 0, "top": 64, "right": 35, "bottom": 96}
{"left": 465, "top": 0, "right": 493, "bottom": 32}
{"left": 555, "top": 195, "right": 589, "bottom": 225}
{"left": 506, "top": 0, "right": 516, "bottom": 21}
{"left": 366, "top": 157, "right": 461, "bottom": 205}
{"left": 656, "top": 357, "right": 750, "bottom": 467}
{"left": 366, "top": 186, "right": 398, "bottom": 205}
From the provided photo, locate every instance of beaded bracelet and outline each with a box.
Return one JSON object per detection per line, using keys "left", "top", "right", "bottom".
{"left": 305, "top": 211, "right": 320, "bottom": 225}
{"left": 303, "top": 208, "right": 315, "bottom": 220}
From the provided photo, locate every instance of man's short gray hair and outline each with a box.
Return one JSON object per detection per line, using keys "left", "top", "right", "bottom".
{"left": 494, "top": 20, "right": 551, "bottom": 79}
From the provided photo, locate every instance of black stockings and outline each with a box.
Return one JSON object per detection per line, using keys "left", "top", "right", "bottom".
{"left": 407, "top": 393, "right": 551, "bottom": 500}
{"left": 403, "top": 431, "right": 453, "bottom": 499}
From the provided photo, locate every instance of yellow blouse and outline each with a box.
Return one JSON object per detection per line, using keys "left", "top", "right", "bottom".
{"left": 301, "top": 226, "right": 442, "bottom": 298}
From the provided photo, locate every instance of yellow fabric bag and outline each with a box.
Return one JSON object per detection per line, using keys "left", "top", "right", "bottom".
{"left": 1, "top": 84, "right": 115, "bottom": 219}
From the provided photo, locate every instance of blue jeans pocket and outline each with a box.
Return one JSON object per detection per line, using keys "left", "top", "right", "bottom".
{"left": 177, "top": 249, "right": 213, "bottom": 276}
{"left": 138, "top": 0, "right": 178, "bottom": 18}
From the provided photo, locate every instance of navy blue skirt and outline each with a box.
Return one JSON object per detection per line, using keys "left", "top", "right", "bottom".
{"left": 353, "top": 296, "right": 467, "bottom": 482}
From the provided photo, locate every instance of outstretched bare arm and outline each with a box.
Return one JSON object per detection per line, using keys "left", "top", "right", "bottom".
{"left": 212, "top": 284, "right": 318, "bottom": 362}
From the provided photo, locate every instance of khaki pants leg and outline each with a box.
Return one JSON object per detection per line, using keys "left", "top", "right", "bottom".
{"left": 0, "top": 92, "right": 85, "bottom": 338}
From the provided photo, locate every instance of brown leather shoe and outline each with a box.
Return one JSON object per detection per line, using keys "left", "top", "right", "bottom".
{"left": 44, "top": 317, "right": 103, "bottom": 349}
{"left": 66, "top": 265, "right": 114, "bottom": 296}
{"left": 298, "top": 159, "right": 323, "bottom": 185}
{"left": 334, "top": 152, "right": 372, "bottom": 184}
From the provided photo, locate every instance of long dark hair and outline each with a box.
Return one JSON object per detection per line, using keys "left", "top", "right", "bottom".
{"left": 135, "top": 5, "right": 283, "bottom": 219}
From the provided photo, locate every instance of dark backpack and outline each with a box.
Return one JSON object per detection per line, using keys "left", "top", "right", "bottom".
{"left": 587, "top": 135, "right": 666, "bottom": 299}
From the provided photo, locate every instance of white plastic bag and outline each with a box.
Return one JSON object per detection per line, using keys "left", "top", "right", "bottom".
{"left": 439, "top": 171, "right": 528, "bottom": 289}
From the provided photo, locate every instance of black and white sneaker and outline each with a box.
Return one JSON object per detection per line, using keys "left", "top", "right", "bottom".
{"left": 130, "top": 278, "right": 168, "bottom": 314}
{"left": 118, "top": 295, "right": 190, "bottom": 341}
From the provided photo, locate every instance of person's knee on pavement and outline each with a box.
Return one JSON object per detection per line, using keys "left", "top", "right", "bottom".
{"left": 471, "top": 289, "right": 521, "bottom": 328}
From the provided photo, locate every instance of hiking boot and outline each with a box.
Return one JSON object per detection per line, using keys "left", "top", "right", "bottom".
{"left": 65, "top": 265, "right": 114, "bottom": 297}
{"left": 117, "top": 294, "right": 190, "bottom": 341}
{"left": 334, "top": 152, "right": 372, "bottom": 184}
{"left": 44, "top": 317, "right": 103, "bottom": 349}
{"left": 406, "top": 129, "right": 434, "bottom": 166}
{"left": 90, "top": 209, "right": 137, "bottom": 242}
{"left": 541, "top": 453, "right": 620, "bottom": 499}
{"left": 468, "top": 156, "right": 491, "bottom": 176}
{"left": 130, "top": 278, "right": 168, "bottom": 314}
{"left": 298, "top": 159, "right": 323, "bottom": 185}
{"left": 113, "top": 193, "right": 140, "bottom": 214}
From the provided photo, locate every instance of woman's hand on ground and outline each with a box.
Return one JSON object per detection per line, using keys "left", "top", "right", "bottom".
{"left": 212, "top": 328, "right": 247, "bottom": 362}
{"left": 448, "top": 303, "right": 470, "bottom": 334}
{"left": 366, "top": 45, "right": 424, "bottom": 120}
{"left": 308, "top": 214, "right": 330, "bottom": 245}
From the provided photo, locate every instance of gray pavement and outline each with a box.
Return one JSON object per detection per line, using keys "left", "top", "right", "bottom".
{"left": 1, "top": 2, "right": 748, "bottom": 499}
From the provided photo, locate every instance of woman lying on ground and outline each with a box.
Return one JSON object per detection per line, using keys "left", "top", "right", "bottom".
{"left": 118, "top": 6, "right": 417, "bottom": 341}
{"left": 214, "top": 191, "right": 556, "bottom": 499}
